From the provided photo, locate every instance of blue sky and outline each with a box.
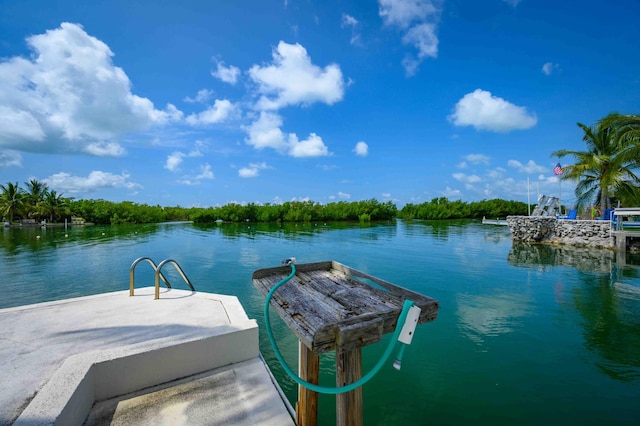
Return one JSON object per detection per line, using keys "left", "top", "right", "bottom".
{"left": 1, "top": 0, "right": 639, "bottom": 208}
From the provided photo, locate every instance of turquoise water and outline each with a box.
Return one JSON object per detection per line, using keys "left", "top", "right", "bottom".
{"left": 1, "top": 221, "right": 639, "bottom": 425}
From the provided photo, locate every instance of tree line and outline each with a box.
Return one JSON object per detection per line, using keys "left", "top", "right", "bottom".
{"left": 1, "top": 181, "right": 526, "bottom": 225}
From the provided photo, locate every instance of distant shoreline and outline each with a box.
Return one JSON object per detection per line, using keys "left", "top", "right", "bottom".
{"left": 3, "top": 222, "right": 95, "bottom": 228}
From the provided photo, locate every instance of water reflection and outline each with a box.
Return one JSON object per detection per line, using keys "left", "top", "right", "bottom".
{"left": 571, "top": 270, "right": 640, "bottom": 381}
{"left": 508, "top": 242, "right": 616, "bottom": 273}
{"left": 457, "top": 293, "right": 531, "bottom": 346}
{"left": 508, "top": 242, "right": 640, "bottom": 382}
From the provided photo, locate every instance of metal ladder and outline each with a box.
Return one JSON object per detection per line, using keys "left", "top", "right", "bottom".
{"left": 129, "top": 257, "right": 195, "bottom": 300}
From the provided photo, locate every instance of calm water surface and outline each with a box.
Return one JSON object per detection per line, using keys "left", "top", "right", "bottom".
{"left": 1, "top": 221, "right": 639, "bottom": 425}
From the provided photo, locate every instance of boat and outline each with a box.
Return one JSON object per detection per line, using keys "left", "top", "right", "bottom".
{"left": 1, "top": 258, "right": 295, "bottom": 425}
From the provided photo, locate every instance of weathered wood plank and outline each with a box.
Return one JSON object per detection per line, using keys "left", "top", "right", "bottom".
{"left": 252, "top": 261, "right": 439, "bottom": 354}
{"left": 296, "top": 341, "right": 319, "bottom": 426}
{"left": 336, "top": 348, "right": 363, "bottom": 426}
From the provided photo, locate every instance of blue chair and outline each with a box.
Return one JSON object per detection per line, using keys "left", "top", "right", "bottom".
{"left": 597, "top": 208, "right": 615, "bottom": 221}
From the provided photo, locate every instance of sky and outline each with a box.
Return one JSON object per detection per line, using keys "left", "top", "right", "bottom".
{"left": 1, "top": 0, "right": 639, "bottom": 208}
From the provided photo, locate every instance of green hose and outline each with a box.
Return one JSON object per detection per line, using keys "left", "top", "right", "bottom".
{"left": 264, "top": 262, "right": 414, "bottom": 394}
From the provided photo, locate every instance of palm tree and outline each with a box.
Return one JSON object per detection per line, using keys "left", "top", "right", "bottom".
{"left": 599, "top": 113, "right": 640, "bottom": 146}
{"left": 42, "top": 190, "right": 68, "bottom": 222}
{"left": 552, "top": 113, "right": 640, "bottom": 210}
{"left": 24, "top": 179, "right": 48, "bottom": 219}
{"left": 0, "top": 182, "right": 26, "bottom": 223}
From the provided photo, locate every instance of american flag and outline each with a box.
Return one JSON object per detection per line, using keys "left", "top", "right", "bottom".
{"left": 554, "top": 163, "right": 563, "bottom": 176}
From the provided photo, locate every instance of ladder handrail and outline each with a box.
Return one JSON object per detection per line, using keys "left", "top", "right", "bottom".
{"left": 130, "top": 257, "right": 172, "bottom": 296}
{"left": 155, "top": 258, "right": 195, "bottom": 300}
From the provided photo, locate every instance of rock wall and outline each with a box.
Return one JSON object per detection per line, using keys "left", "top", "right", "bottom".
{"left": 506, "top": 216, "right": 613, "bottom": 248}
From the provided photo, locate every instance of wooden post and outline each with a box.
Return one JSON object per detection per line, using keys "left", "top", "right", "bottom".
{"left": 336, "top": 348, "right": 363, "bottom": 426}
{"left": 296, "top": 341, "right": 319, "bottom": 426}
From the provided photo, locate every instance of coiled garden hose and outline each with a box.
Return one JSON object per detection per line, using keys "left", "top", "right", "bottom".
{"left": 264, "top": 261, "right": 416, "bottom": 394}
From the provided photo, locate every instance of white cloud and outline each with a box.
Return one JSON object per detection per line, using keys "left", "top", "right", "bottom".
{"left": 84, "top": 142, "right": 126, "bottom": 157}
{"left": 542, "top": 62, "right": 559, "bottom": 76}
{"left": 338, "top": 191, "right": 351, "bottom": 199}
{"left": 245, "top": 112, "right": 330, "bottom": 158}
{"left": 288, "top": 133, "right": 330, "bottom": 158}
{"left": 457, "top": 161, "right": 468, "bottom": 169}
{"left": 508, "top": 159, "right": 548, "bottom": 174}
{"left": 0, "top": 150, "right": 22, "bottom": 167}
{"left": 353, "top": 141, "right": 369, "bottom": 156}
{"left": 342, "top": 14, "right": 359, "bottom": 27}
{"left": 43, "top": 170, "right": 141, "bottom": 193}
{"left": 379, "top": 0, "right": 441, "bottom": 76}
{"left": 249, "top": 41, "right": 345, "bottom": 110}
{"left": 239, "top": 162, "right": 269, "bottom": 178}
{"left": 196, "top": 163, "right": 214, "bottom": 180}
{"left": 452, "top": 173, "right": 482, "bottom": 184}
{"left": 185, "top": 99, "right": 238, "bottom": 125}
{"left": 177, "top": 163, "right": 215, "bottom": 185}
{"left": 184, "top": 89, "right": 214, "bottom": 103}
{"left": 379, "top": 0, "right": 439, "bottom": 28}
{"left": 464, "top": 153, "right": 490, "bottom": 165}
{"left": 245, "top": 112, "right": 288, "bottom": 152}
{"left": 442, "top": 186, "right": 462, "bottom": 198}
{"left": 165, "top": 152, "right": 184, "bottom": 172}
{"left": 449, "top": 89, "right": 537, "bottom": 132}
{"left": 0, "top": 23, "right": 182, "bottom": 156}
{"left": 165, "top": 143, "right": 206, "bottom": 172}
{"left": 341, "top": 13, "right": 361, "bottom": 45}
{"left": 381, "top": 192, "right": 391, "bottom": 198}
{"left": 211, "top": 60, "right": 240, "bottom": 85}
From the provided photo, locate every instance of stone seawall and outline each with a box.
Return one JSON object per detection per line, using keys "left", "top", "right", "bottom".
{"left": 506, "top": 216, "right": 613, "bottom": 248}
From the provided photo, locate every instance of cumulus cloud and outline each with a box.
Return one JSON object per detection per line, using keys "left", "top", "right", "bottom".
{"left": 449, "top": 89, "right": 537, "bottom": 132}
{"left": 542, "top": 62, "right": 559, "bottom": 76}
{"left": 43, "top": 170, "right": 141, "bottom": 193}
{"left": 288, "top": 133, "right": 329, "bottom": 158}
{"left": 379, "top": 0, "right": 441, "bottom": 76}
{"left": 338, "top": 191, "right": 351, "bottom": 199}
{"left": 354, "top": 141, "right": 368, "bottom": 156}
{"left": 508, "top": 159, "right": 548, "bottom": 174}
{"left": 239, "top": 162, "right": 269, "bottom": 178}
{"left": 211, "top": 60, "right": 241, "bottom": 85}
{"left": 165, "top": 152, "right": 185, "bottom": 172}
{"left": 0, "top": 150, "right": 22, "bottom": 167}
{"left": 245, "top": 112, "right": 330, "bottom": 158}
{"left": 249, "top": 41, "right": 345, "bottom": 110}
{"left": 245, "top": 112, "right": 288, "bottom": 153}
{"left": 164, "top": 143, "right": 205, "bottom": 172}
{"left": 185, "top": 99, "right": 239, "bottom": 125}
{"left": 0, "top": 23, "right": 182, "bottom": 156}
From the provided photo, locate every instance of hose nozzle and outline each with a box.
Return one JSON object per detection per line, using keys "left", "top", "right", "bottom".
{"left": 281, "top": 257, "right": 297, "bottom": 265}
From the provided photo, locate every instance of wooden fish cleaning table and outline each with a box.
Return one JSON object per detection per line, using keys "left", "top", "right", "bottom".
{"left": 253, "top": 261, "right": 439, "bottom": 426}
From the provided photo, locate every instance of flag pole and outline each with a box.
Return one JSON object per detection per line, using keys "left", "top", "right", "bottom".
{"left": 527, "top": 177, "right": 531, "bottom": 216}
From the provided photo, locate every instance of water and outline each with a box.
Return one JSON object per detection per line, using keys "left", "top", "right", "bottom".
{"left": 1, "top": 221, "right": 639, "bottom": 425}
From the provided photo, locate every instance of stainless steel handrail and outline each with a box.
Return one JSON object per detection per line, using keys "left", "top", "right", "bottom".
{"left": 129, "top": 257, "right": 172, "bottom": 296}
{"left": 155, "top": 258, "right": 195, "bottom": 299}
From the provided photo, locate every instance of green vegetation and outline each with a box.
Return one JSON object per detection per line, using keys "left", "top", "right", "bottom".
{"left": 1, "top": 181, "right": 529, "bottom": 225}
{"left": 398, "top": 197, "right": 528, "bottom": 220}
{"left": 553, "top": 112, "right": 640, "bottom": 210}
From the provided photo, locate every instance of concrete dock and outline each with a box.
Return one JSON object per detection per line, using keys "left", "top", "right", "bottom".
{"left": 0, "top": 287, "right": 294, "bottom": 425}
